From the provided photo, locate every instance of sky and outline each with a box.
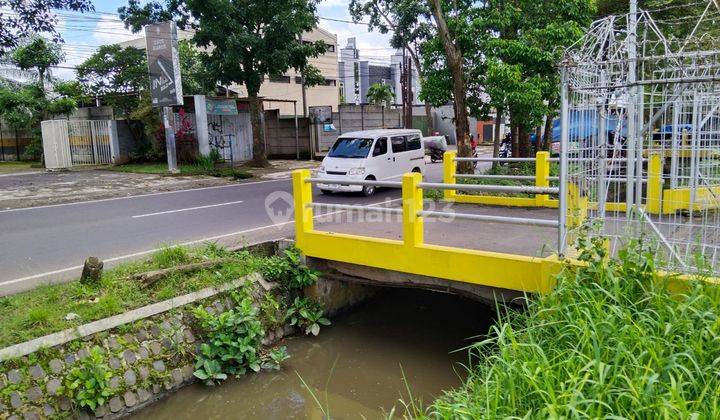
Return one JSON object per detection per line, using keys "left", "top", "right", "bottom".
{"left": 53, "top": 0, "right": 396, "bottom": 80}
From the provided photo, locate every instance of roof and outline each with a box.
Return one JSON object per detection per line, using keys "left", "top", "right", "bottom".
{"left": 339, "top": 129, "right": 422, "bottom": 138}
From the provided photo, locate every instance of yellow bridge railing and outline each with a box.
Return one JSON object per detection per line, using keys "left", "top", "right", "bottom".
{"left": 293, "top": 169, "right": 565, "bottom": 293}
{"left": 443, "top": 151, "right": 719, "bottom": 214}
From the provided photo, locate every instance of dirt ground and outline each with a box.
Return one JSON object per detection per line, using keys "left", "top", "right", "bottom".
{"left": 0, "top": 160, "right": 319, "bottom": 210}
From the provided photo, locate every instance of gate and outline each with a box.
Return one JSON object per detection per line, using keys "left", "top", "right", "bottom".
{"left": 207, "top": 113, "right": 253, "bottom": 164}
{"left": 41, "top": 120, "right": 114, "bottom": 169}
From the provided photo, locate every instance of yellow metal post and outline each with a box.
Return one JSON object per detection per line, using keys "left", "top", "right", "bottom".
{"left": 646, "top": 153, "right": 663, "bottom": 214}
{"left": 402, "top": 172, "right": 424, "bottom": 248}
{"left": 292, "top": 169, "right": 314, "bottom": 248}
{"left": 443, "top": 151, "right": 457, "bottom": 200}
{"left": 535, "top": 151, "right": 550, "bottom": 207}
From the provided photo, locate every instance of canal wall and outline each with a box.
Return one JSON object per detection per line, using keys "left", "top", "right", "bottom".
{"left": 0, "top": 273, "right": 294, "bottom": 419}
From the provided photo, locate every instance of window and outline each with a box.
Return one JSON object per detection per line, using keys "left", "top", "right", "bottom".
{"left": 328, "top": 137, "right": 374, "bottom": 158}
{"left": 324, "top": 79, "right": 337, "bottom": 86}
{"left": 391, "top": 136, "right": 407, "bottom": 153}
{"left": 327, "top": 44, "right": 336, "bottom": 52}
{"left": 269, "top": 75, "right": 291, "bottom": 83}
{"left": 407, "top": 135, "right": 421, "bottom": 151}
{"left": 373, "top": 137, "right": 387, "bottom": 156}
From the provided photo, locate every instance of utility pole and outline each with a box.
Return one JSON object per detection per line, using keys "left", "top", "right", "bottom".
{"left": 162, "top": 107, "right": 178, "bottom": 173}
{"left": 405, "top": 51, "right": 413, "bottom": 129}
{"left": 625, "top": 0, "right": 638, "bottom": 215}
{"left": 401, "top": 48, "right": 407, "bottom": 127}
{"left": 300, "top": 34, "right": 308, "bottom": 117}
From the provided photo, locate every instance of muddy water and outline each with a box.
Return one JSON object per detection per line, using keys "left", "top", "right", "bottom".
{"left": 131, "top": 289, "right": 495, "bottom": 419}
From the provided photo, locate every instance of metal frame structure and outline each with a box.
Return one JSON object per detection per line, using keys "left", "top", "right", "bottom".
{"left": 560, "top": 0, "right": 720, "bottom": 275}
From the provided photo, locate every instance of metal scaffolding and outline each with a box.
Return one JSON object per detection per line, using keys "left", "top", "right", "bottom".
{"left": 560, "top": 0, "right": 720, "bottom": 275}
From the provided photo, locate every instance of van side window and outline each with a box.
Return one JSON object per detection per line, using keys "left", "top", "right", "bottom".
{"left": 373, "top": 137, "right": 387, "bottom": 156}
{"left": 407, "top": 135, "right": 421, "bottom": 151}
{"left": 391, "top": 136, "right": 407, "bottom": 153}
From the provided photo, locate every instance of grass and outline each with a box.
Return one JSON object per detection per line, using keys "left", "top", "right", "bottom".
{"left": 105, "top": 162, "right": 252, "bottom": 180}
{"left": 0, "top": 244, "right": 270, "bottom": 348}
{"left": 420, "top": 233, "right": 720, "bottom": 419}
{"left": 0, "top": 160, "right": 37, "bottom": 174}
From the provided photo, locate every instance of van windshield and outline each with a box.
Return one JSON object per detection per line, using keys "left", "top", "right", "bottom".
{"left": 328, "top": 138, "right": 374, "bottom": 158}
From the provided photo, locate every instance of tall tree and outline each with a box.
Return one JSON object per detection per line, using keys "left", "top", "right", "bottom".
{"left": 0, "top": 0, "right": 94, "bottom": 55}
{"left": 119, "top": 0, "right": 327, "bottom": 167}
{"left": 366, "top": 82, "right": 395, "bottom": 107}
{"left": 349, "top": 0, "right": 435, "bottom": 133}
{"left": 426, "top": 0, "right": 474, "bottom": 172}
{"left": 11, "top": 37, "right": 64, "bottom": 95}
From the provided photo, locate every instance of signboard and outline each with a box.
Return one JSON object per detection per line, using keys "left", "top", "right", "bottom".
{"left": 309, "top": 106, "right": 333, "bottom": 124}
{"left": 206, "top": 98, "right": 239, "bottom": 115}
{"left": 145, "top": 22, "right": 183, "bottom": 107}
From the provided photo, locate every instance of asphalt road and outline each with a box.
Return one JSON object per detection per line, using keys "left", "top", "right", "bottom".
{"left": 0, "top": 162, "right": 447, "bottom": 295}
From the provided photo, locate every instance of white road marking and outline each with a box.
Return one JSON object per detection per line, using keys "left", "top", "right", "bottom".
{"left": 0, "top": 197, "right": 402, "bottom": 288}
{"left": 0, "top": 178, "right": 289, "bottom": 214}
{"left": 132, "top": 200, "right": 245, "bottom": 219}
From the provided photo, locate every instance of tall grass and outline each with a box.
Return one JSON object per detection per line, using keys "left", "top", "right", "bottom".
{"left": 424, "top": 234, "right": 720, "bottom": 418}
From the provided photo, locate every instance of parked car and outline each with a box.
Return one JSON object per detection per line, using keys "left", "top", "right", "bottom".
{"left": 318, "top": 129, "right": 426, "bottom": 196}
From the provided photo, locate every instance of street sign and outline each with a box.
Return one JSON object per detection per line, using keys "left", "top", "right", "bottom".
{"left": 309, "top": 106, "right": 333, "bottom": 124}
{"left": 145, "top": 22, "right": 183, "bottom": 107}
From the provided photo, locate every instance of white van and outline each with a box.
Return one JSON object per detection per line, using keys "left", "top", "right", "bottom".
{"left": 318, "top": 129, "right": 426, "bottom": 196}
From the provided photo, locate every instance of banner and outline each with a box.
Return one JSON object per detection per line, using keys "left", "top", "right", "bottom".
{"left": 206, "top": 98, "right": 239, "bottom": 115}
{"left": 145, "top": 22, "right": 183, "bottom": 107}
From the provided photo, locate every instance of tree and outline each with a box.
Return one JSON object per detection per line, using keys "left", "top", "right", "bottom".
{"left": 119, "top": 0, "right": 327, "bottom": 167}
{"left": 76, "top": 45, "right": 148, "bottom": 118}
{"left": 366, "top": 83, "right": 395, "bottom": 107}
{"left": 11, "top": 37, "right": 64, "bottom": 94}
{"left": 77, "top": 41, "right": 216, "bottom": 117}
{"left": 0, "top": 0, "right": 94, "bottom": 55}
{"left": 426, "top": 0, "right": 474, "bottom": 172}
{"left": 349, "top": 0, "right": 436, "bottom": 133}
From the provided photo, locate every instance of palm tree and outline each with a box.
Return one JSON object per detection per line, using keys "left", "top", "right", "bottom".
{"left": 366, "top": 83, "right": 395, "bottom": 107}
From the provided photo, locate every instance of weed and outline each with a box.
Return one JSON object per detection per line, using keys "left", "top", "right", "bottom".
{"left": 286, "top": 297, "right": 330, "bottom": 336}
{"left": 64, "top": 346, "right": 113, "bottom": 411}
{"left": 152, "top": 246, "right": 190, "bottom": 268}
{"left": 260, "top": 247, "right": 320, "bottom": 290}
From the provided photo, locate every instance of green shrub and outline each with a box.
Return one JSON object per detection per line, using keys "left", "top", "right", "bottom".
{"left": 286, "top": 296, "right": 330, "bottom": 336}
{"left": 426, "top": 232, "right": 720, "bottom": 419}
{"left": 260, "top": 247, "right": 320, "bottom": 290}
{"left": 193, "top": 287, "right": 290, "bottom": 385}
{"left": 64, "top": 346, "right": 113, "bottom": 411}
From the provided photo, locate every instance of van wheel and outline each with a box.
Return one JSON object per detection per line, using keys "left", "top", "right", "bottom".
{"left": 320, "top": 189, "right": 332, "bottom": 195}
{"left": 411, "top": 167, "right": 422, "bottom": 173}
{"left": 362, "top": 176, "right": 376, "bottom": 197}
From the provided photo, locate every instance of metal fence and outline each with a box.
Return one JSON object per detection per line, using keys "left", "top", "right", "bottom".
{"left": 560, "top": 2, "right": 720, "bottom": 276}
{"left": 41, "top": 120, "right": 113, "bottom": 168}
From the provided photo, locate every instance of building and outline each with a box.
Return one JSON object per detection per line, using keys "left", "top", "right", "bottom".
{"left": 338, "top": 38, "right": 422, "bottom": 106}
{"left": 118, "top": 26, "right": 339, "bottom": 116}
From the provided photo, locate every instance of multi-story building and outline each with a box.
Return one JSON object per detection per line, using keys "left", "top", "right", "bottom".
{"left": 338, "top": 37, "right": 421, "bottom": 105}
{"left": 118, "top": 26, "right": 339, "bottom": 116}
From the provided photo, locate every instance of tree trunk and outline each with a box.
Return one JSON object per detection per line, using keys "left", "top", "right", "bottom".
{"left": 429, "top": 0, "right": 471, "bottom": 173}
{"left": 534, "top": 125, "right": 542, "bottom": 154}
{"left": 492, "top": 109, "right": 503, "bottom": 170}
{"left": 248, "top": 93, "right": 269, "bottom": 167}
{"left": 519, "top": 130, "right": 531, "bottom": 158}
{"left": 511, "top": 123, "right": 519, "bottom": 158}
{"left": 543, "top": 114, "right": 553, "bottom": 151}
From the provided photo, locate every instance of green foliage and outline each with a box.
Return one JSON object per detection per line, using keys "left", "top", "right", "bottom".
{"left": 260, "top": 292, "right": 286, "bottom": 329}
{"left": 262, "top": 346, "right": 290, "bottom": 371}
{"left": 366, "top": 83, "right": 395, "bottom": 107}
{"left": 0, "top": 244, "right": 256, "bottom": 348}
{"left": 152, "top": 246, "right": 190, "bottom": 268}
{"left": 193, "top": 289, "right": 266, "bottom": 384}
{"left": 300, "top": 64, "right": 326, "bottom": 89}
{"left": 178, "top": 40, "right": 218, "bottom": 95}
{"left": 64, "top": 346, "right": 113, "bottom": 411}
{"left": 11, "top": 37, "right": 64, "bottom": 89}
{"left": 0, "top": 0, "right": 93, "bottom": 55}
{"left": 427, "top": 232, "right": 720, "bottom": 418}
{"left": 286, "top": 297, "right": 330, "bottom": 336}
{"left": 260, "top": 247, "right": 320, "bottom": 290}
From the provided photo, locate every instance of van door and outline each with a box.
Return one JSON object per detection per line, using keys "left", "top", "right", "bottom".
{"left": 389, "top": 135, "right": 409, "bottom": 178}
{"left": 369, "top": 137, "right": 391, "bottom": 180}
